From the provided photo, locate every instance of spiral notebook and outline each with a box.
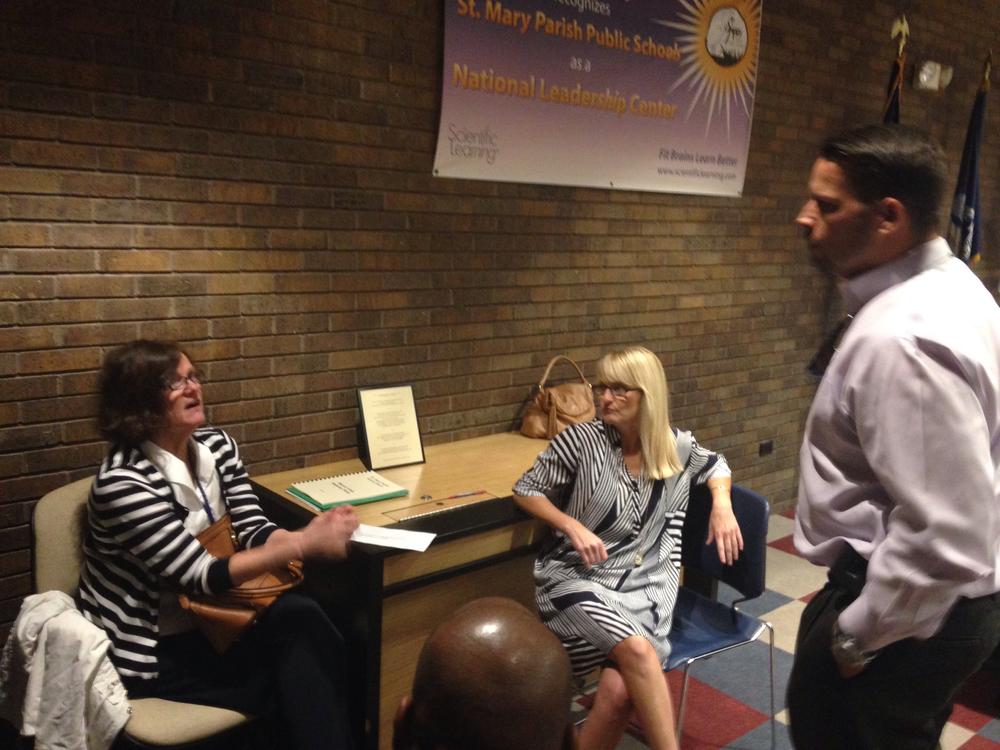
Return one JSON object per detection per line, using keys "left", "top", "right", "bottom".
{"left": 287, "top": 470, "right": 409, "bottom": 510}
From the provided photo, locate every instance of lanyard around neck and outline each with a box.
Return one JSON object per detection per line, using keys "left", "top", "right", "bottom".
{"left": 187, "top": 443, "right": 216, "bottom": 524}
{"left": 194, "top": 474, "right": 216, "bottom": 524}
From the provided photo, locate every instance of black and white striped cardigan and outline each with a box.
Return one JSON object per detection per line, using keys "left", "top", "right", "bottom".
{"left": 77, "top": 427, "right": 277, "bottom": 680}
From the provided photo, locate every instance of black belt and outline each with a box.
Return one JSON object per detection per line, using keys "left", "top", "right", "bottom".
{"left": 828, "top": 544, "right": 868, "bottom": 598}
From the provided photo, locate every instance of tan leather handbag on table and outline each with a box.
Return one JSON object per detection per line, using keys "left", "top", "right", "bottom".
{"left": 520, "top": 355, "right": 596, "bottom": 439}
{"left": 177, "top": 515, "right": 304, "bottom": 653}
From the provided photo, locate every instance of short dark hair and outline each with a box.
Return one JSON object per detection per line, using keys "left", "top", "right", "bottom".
{"left": 403, "top": 598, "right": 574, "bottom": 750}
{"left": 819, "top": 124, "right": 947, "bottom": 238}
{"left": 98, "top": 340, "right": 186, "bottom": 446}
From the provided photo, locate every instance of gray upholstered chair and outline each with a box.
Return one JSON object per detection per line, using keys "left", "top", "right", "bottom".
{"left": 32, "top": 476, "right": 255, "bottom": 749}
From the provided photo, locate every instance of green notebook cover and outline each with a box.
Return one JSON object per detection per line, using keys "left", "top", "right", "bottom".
{"left": 286, "top": 470, "right": 409, "bottom": 510}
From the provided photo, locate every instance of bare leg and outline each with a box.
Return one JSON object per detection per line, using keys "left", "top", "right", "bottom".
{"left": 578, "top": 666, "right": 633, "bottom": 750}
{"left": 609, "top": 636, "right": 678, "bottom": 750}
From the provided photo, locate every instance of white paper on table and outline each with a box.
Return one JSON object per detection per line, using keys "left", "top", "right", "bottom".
{"left": 351, "top": 523, "right": 436, "bottom": 552}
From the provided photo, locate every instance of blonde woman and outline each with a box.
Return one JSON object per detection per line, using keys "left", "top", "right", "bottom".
{"left": 514, "top": 346, "right": 742, "bottom": 750}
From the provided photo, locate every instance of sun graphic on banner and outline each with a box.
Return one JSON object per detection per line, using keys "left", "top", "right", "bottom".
{"left": 652, "top": 0, "right": 761, "bottom": 138}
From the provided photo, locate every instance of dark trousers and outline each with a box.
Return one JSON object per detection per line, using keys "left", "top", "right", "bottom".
{"left": 787, "top": 549, "right": 1000, "bottom": 750}
{"left": 124, "top": 592, "right": 356, "bottom": 750}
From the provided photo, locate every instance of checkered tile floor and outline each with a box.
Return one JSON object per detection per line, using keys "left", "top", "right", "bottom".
{"left": 571, "top": 510, "right": 1000, "bottom": 749}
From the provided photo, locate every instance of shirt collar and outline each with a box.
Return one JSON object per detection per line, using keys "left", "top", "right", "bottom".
{"left": 602, "top": 420, "right": 622, "bottom": 447}
{"left": 840, "top": 236, "right": 952, "bottom": 314}
{"left": 142, "top": 437, "right": 214, "bottom": 489}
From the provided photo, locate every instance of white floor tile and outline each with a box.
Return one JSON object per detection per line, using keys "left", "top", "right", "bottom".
{"left": 766, "top": 513, "right": 795, "bottom": 543}
{"left": 938, "top": 721, "right": 975, "bottom": 749}
{"left": 758, "top": 598, "right": 808, "bottom": 654}
{"left": 765, "top": 547, "right": 827, "bottom": 600}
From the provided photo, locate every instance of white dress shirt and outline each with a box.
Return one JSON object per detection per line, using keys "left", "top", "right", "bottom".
{"left": 795, "top": 237, "right": 1000, "bottom": 652}
{"left": 142, "top": 438, "right": 227, "bottom": 635}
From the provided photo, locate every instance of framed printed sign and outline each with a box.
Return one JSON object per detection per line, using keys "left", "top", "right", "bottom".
{"left": 357, "top": 385, "right": 426, "bottom": 470}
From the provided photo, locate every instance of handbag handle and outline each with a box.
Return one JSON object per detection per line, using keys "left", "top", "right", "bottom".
{"left": 222, "top": 561, "right": 304, "bottom": 601}
{"left": 537, "top": 355, "right": 591, "bottom": 389}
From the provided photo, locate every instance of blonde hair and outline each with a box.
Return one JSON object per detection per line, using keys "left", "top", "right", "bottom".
{"left": 595, "top": 346, "right": 682, "bottom": 480}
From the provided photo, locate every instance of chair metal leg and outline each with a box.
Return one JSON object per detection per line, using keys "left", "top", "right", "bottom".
{"left": 675, "top": 661, "right": 693, "bottom": 743}
{"left": 766, "top": 621, "right": 776, "bottom": 750}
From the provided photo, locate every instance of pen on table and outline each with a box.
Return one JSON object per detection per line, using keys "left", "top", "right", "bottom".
{"left": 440, "top": 489, "right": 487, "bottom": 500}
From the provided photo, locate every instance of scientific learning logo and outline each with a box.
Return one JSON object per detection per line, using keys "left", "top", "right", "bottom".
{"left": 447, "top": 123, "right": 501, "bottom": 166}
{"left": 653, "top": 0, "right": 761, "bottom": 137}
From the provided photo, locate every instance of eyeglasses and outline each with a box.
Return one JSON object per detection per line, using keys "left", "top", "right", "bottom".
{"left": 164, "top": 371, "right": 204, "bottom": 391}
{"left": 593, "top": 383, "right": 641, "bottom": 399}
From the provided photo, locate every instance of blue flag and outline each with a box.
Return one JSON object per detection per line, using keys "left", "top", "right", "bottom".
{"left": 882, "top": 54, "right": 903, "bottom": 123}
{"left": 948, "top": 83, "right": 988, "bottom": 263}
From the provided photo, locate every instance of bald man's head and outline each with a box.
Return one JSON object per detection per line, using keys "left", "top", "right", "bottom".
{"left": 393, "top": 597, "right": 576, "bottom": 750}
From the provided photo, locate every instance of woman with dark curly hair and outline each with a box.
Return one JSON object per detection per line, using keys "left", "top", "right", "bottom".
{"left": 78, "top": 340, "right": 358, "bottom": 750}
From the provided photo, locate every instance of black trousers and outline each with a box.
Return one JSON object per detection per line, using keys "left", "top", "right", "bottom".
{"left": 124, "top": 592, "right": 355, "bottom": 750}
{"left": 787, "top": 549, "right": 1000, "bottom": 750}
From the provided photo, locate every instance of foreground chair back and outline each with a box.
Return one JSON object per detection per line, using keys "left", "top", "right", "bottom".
{"left": 669, "top": 483, "right": 775, "bottom": 748}
{"left": 32, "top": 477, "right": 254, "bottom": 749}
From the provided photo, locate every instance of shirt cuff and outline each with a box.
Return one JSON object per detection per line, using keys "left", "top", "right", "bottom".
{"left": 704, "top": 462, "right": 731, "bottom": 481}
{"left": 207, "top": 557, "right": 233, "bottom": 594}
{"left": 248, "top": 524, "right": 277, "bottom": 548}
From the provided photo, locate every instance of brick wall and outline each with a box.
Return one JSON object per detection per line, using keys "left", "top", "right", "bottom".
{"left": 2, "top": 0, "right": 999, "bottom": 636}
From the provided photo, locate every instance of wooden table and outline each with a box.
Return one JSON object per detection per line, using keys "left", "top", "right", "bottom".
{"left": 251, "top": 432, "right": 549, "bottom": 750}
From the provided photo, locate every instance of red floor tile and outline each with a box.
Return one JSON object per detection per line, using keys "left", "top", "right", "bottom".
{"left": 950, "top": 670, "right": 1000, "bottom": 731}
{"left": 958, "top": 737, "right": 1000, "bottom": 750}
{"left": 767, "top": 534, "right": 800, "bottom": 556}
{"left": 578, "top": 673, "right": 769, "bottom": 749}
{"left": 666, "top": 671, "right": 769, "bottom": 749}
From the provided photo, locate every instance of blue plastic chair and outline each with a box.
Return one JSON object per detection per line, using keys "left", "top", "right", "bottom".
{"left": 668, "top": 483, "right": 774, "bottom": 747}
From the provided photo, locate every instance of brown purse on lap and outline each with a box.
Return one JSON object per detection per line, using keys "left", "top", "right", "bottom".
{"left": 519, "top": 355, "right": 596, "bottom": 439}
{"left": 177, "top": 515, "right": 304, "bottom": 653}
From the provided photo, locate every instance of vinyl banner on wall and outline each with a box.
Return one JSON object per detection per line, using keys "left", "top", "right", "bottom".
{"left": 432, "top": 0, "right": 762, "bottom": 196}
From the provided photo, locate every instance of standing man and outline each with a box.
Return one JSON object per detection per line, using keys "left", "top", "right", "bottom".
{"left": 788, "top": 124, "right": 1000, "bottom": 749}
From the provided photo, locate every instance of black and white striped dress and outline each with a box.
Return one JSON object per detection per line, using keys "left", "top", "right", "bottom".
{"left": 77, "top": 428, "right": 277, "bottom": 680}
{"left": 513, "top": 419, "right": 729, "bottom": 677}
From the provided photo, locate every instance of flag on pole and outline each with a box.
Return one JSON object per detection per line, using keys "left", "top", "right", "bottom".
{"left": 882, "top": 54, "right": 904, "bottom": 123}
{"left": 948, "top": 54, "right": 991, "bottom": 264}
{"left": 883, "top": 17, "right": 909, "bottom": 123}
